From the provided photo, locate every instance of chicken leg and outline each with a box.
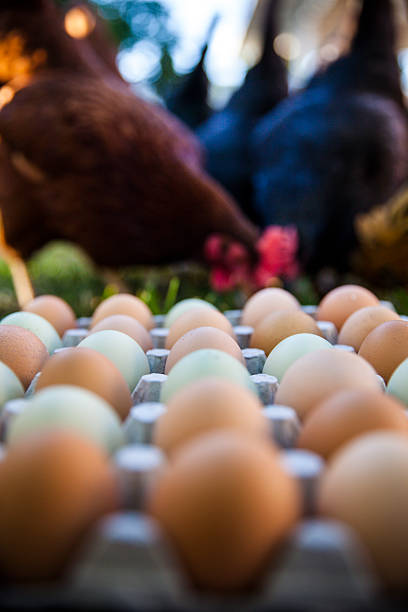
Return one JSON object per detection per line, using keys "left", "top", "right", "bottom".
{"left": 0, "top": 209, "right": 33, "bottom": 306}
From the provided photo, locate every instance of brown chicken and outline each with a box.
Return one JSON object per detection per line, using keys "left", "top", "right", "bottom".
{"left": 0, "top": 0, "right": 258, "bottom": 302}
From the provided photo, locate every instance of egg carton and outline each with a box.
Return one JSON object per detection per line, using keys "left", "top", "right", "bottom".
{"left": 0, "top": 437, "right": 403, "bottom": 612}
{"left": 64, "top": 513, "right": 380, "bottom": 612}
{"left": 0, "top": 435, "right": 377, "bottom": 610}
{"left": 0, "top": 303, "right": 400, "bottom": 611}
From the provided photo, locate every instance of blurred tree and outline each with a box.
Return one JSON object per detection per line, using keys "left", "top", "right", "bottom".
{"left": 56, "top": 0, "right": 179, "bottom": 91}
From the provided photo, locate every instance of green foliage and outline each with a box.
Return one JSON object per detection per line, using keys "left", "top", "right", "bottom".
{"left": 57, "top": 0, "right": 179, "bottom": 91}
{"left": 1, "top": 242, "right": 407, "bottom": 319}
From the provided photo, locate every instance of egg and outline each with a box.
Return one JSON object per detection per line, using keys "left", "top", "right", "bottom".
{"left": 0, "top": 325, "right": 48, "bottom": 390}
{"left": 275, "top": 349, "right": 379, "bottom": 420}
{"left": 250, "top": 310, "right": 322, "bottom": 355}
{"left": 78, "top": 330, "right": 149, "bottom": 391}
{"left": 35, "top": 347, "right": 132, "bottom": 420}
{"left": 358, "top": 320, "right": 408, "bottom": 383}
{"left": 89, "top": 314, "right": 153, "bottom": 352}
{"left": 318, "top": 432, "right": 408, "bottom": 592}
{"left": 0, "top": 362, "right": 24, "bottom": 405}
{"left": 165, "top": 327, "right": 244, "bottom": 374}
{"left": 263, "top": 333, "right": 332, "bottom": 381}
{"left": 154, "top": 378, "right": 266, "bottom": 456}
{"left": 297, "top": 390, "right": 408, "bottom": 459}
{"left": 316, "top": 285, "right": 379, "bottom": 331}
{"left": 165, "top": 308, "right": 234, "bottom": 349}
{"left": 23, "top": 295, "right": 77, "bottom": 337}
{"left": 241, "top": 288, "right": 300, "bottom": 328}
{"left": 1, "top": 311, "right": 62, "bottom": 354}
{"left": 161, "top": 349, "right": 256, "bottom": 404}
{"left": 0, "top": 430, "right": 118, "bottom": 581}
{"left": 148, "top": 431, "right": 300, "bottom": 591}
{"left": 91, "top": 293, "right": 154, "bottom": 330}
{"left": 387, "top": 357, "right": 408, "bottom": 406}
{"left": 164, "top": 299, "right": 218, "bottom": 328}
{"left": 8, "top": 385, "right": 124, "bottom": 453}
{"left": 338, "top": 306, "right": 400, "bottom": 351}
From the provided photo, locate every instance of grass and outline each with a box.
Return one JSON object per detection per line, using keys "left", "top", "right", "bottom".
{"left": 0, "top": 241, "right": 407, "bottom": 318}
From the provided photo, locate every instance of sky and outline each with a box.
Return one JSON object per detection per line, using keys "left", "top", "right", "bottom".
{"left": 117, "top": 0, "right": 258, "bottom": 91}
{"left": 116, "top": 0, "right": 408, "bottom": 99}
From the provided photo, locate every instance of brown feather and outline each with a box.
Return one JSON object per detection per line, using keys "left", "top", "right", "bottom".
{"left": 0, "top": 73, "right": 258, "bottom": 266}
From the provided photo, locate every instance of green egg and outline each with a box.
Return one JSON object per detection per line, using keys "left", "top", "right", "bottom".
{"left": 387, "top": 358, "right": 408, "bottom": 406}
{"left": 1, "top": 311, "right": 61, "bottom": 354}
{"left": 263, "top": 333, "right": 332, "bottom": 382}
{"left": 164, "top": 299, "right": 218, "bottom": 328}
{"left": 161, "top": 348, "right": 255, "bottom": 404}
{"left": 8, "top": 385, "right": 123, "bottom": 453}
{"left": 78, "top": 329, "right": 149, "bottom": 392}
{"left": 0, "top": 361, "right": 24, "bottom": 406}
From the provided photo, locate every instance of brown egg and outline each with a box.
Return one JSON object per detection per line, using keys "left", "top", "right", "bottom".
{"left": 241, "top": 288, "right": 300, "bottom": 328}
{"left": 154, "top": 378, "right": 266, "bottom": 456}
{"left": 318, "top": 432, "right": 408, "bottom": 592}
{"left": 91, "top": 293, "right": 154, "bottom": 330}
{"left": 316, "top": 284, "right": 379, "bottom": 331}
{"left": 338, "top": 306, "right": 400, "bottom": 352}
{"left": 165, "top": 308, "right": 234, "bottom": 350}
{"left": 0, "top": 430, "right": 118, "bottom": 581}
{"left": 23, "top": 295, "right": 77, "bottom": 338}
{"left": 250, "top": 310, "right": 321, "bottom": 355}
{"left": 297, "top": 390, "right": 408, "bottom": 459}
{"left": 358, "top": 320, "right": 408, "bottom": 383}
{"left": 148, "top": 431, "right": 300, "bottom": 591}
{"left": 275, "top": 349, "right": 379, "bottom": 420}
{"left": 36, "top": 347, "right": 132, "bottom": 420}
{"left": 89, "top": 314, "right": 153, "bottom": 352}
{"left": 0, "top": 325, "right": 48, "bottom": 390}
{"left": 165, "top": 327, "right": 244, "bottom": 374}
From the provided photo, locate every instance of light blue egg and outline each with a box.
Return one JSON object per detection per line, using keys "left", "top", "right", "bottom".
{"left": 161, "top": 348, "right": 255, "bottom": 404}
{"left": 8, "top": 385, "right": 124, "bottom": 453}
{"left": 263, "top": 333, "right": 332, "bottom": 382}
{"left": 387, "top": 358, "right": 408, "bottom": 406}
{"left": 79, "top": 329, "right": 149, "bottom": 391}
{"left": 0, "top": 361, "right": 24, "bottom": 406}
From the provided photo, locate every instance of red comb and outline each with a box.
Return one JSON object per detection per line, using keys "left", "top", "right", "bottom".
{"left": 205, "top": 226, "right": 299, "bottom": 293}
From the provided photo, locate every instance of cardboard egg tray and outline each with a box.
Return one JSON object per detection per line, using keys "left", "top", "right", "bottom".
{"left": 0, "top": 303, "right": 404, "bottom": 612}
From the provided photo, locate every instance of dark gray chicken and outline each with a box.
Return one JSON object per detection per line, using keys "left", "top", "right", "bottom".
{"left": 165, "top": 17, "right": 219, "bottom": 130}
{"left": 197, "top": 0, "right": 288, "bottom": 223}
{"left": 251, "top": 0, "right": 408, "bottom": 273}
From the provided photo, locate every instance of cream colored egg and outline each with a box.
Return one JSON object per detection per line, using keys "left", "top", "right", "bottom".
{"left": 241, "top": 288, "right": 300, "bottom": 328}
{"left": 250, "top": 310, "right": 321, "bottom": 355}
{"left": 297, "top": 390, "right": 408, "bottom": 459}
{"left": 165, "top": 308, "right": 234, "bottom": 349}
{"left": 338, "top": 306, "right": 400, "bottom": 351}
{"left": 154, "top": 378, "right": 266, "bottom": 456}
{"left": 0, "top": 431, "right": 118, "bottom": 581}
{"left": 148, "top": 431, "right": 300, "bottom": 591}
{"left": 316, "top": 285, "right": 379, "bottom": 331}
{"left": 165, "top": 327, "right": 244, "bottom": 374}
{"left": 24, "top": 295, "right": 77, "bottom": 338}
{"left": 89, "top": 314, "right": 153, "bottom": 352}
{"left": 91, "top": 294, "right": 154, "bottom": 330}
{"left": 275, "top": 349, "right": 379, "bottom": 420}
{"left": 358, "top": 320, "right": 408, "bottom": 383}
{"left": 36, "top": 347, "right": 132, "bottom": 421}
{"left": 318, "top": 432, "right": 408, "bottom": 592}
